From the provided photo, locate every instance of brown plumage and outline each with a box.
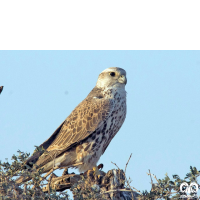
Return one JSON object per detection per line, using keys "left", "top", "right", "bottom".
{"left": 17, "top": 67, "right": 127, "bottom": 183}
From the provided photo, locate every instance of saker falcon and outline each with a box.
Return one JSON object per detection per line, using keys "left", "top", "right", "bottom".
{"left": 17, "top": 67, "right": 127, "bottom": 183}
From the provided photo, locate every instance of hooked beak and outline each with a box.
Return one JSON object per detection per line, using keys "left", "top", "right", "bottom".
{"left": 118, "top": 75, "right": 127, "bottom": 85}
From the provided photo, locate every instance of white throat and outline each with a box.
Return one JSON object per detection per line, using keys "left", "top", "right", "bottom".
{"left": 102, "top": 86, "right": 126, "bottom": 99}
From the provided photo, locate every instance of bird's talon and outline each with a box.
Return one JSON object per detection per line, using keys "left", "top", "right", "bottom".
{"left": 97, "top": 163, "right": 104, "bottom": 170}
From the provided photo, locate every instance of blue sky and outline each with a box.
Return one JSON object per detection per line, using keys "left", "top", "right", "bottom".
{"left": 0, "top": 51, "right": 200, "bottom": 194}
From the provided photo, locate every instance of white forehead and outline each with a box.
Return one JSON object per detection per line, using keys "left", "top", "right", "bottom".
{"left": 101, "top": 67, "right": 126, "bottom": 75}
{"left": 96, "top": 67, "right": 126, "bottom": 88}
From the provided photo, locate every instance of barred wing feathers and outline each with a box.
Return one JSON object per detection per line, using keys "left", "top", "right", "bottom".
{"left": 35, "top": 96, "right": 114, "bottom": 168}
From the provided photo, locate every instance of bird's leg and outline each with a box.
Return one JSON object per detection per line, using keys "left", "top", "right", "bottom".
{"left": 93, "top": 166, "right": 101, "bottom": 178}
{"left": 93, "top": 163, "right": 104, "bottom": 174}
{"left": 93, "top": 163, "right": 104, "bottom": 178}
{"left": 83, "top": 163, "right": 104, "bottom": 177}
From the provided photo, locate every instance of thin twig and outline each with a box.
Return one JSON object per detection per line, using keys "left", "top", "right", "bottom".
{"left": 100, "top": 188, "right": 134, "bottom": 194}
{"left": 152, "top": 174, "right": 159, "bottom": 183}
{"left": 125, "top": 153, "right": 132, "bottom": 175}
{"left": 148, "top": 169, "right": 153, "bottom": 186}
{"left": 129, "top": 186, "right": 142, "bottom": 195}
{"left": 111, "top": 159, "right": 142, "bottom": 196}
{"left": 147, "top": 171, "right": 159, "bottom": 184}
{"left": 111, "top": 161, "right": 120, "bottom": 170}
{"left": 43, "top": 166, "right": 59, "bottom": 179}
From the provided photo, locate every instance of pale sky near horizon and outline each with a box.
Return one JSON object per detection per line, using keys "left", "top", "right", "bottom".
{"left": 0, "top": 51, "right": 200, "bottom": 195}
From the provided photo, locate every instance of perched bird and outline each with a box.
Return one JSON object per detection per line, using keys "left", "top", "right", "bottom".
{"left": 0, "top": 86, "right": 3, "bottom": 94}
{"left": 17, "top": 67, "right": 127, "bottom": 183}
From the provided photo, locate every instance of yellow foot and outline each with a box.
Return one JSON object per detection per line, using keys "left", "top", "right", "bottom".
{"left": 93, "top": 166, "right": 101, "bottom": 178}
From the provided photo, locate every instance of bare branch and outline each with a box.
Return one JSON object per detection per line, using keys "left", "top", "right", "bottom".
{"left": 125, "top": 153, "right": 132, "bottom": 175}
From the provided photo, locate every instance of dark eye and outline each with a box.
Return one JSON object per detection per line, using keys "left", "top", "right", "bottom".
{"left": 109, "top": 72, "right": 115, "bottom": 77}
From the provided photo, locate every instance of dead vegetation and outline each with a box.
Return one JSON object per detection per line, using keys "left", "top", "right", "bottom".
{"left": 0, "top": 149, "right": 200, "bottom": 199}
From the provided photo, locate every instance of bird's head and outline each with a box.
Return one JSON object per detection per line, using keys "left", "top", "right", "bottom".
{"left": 96, "top": 67, "right": 127, "bottom": 89}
